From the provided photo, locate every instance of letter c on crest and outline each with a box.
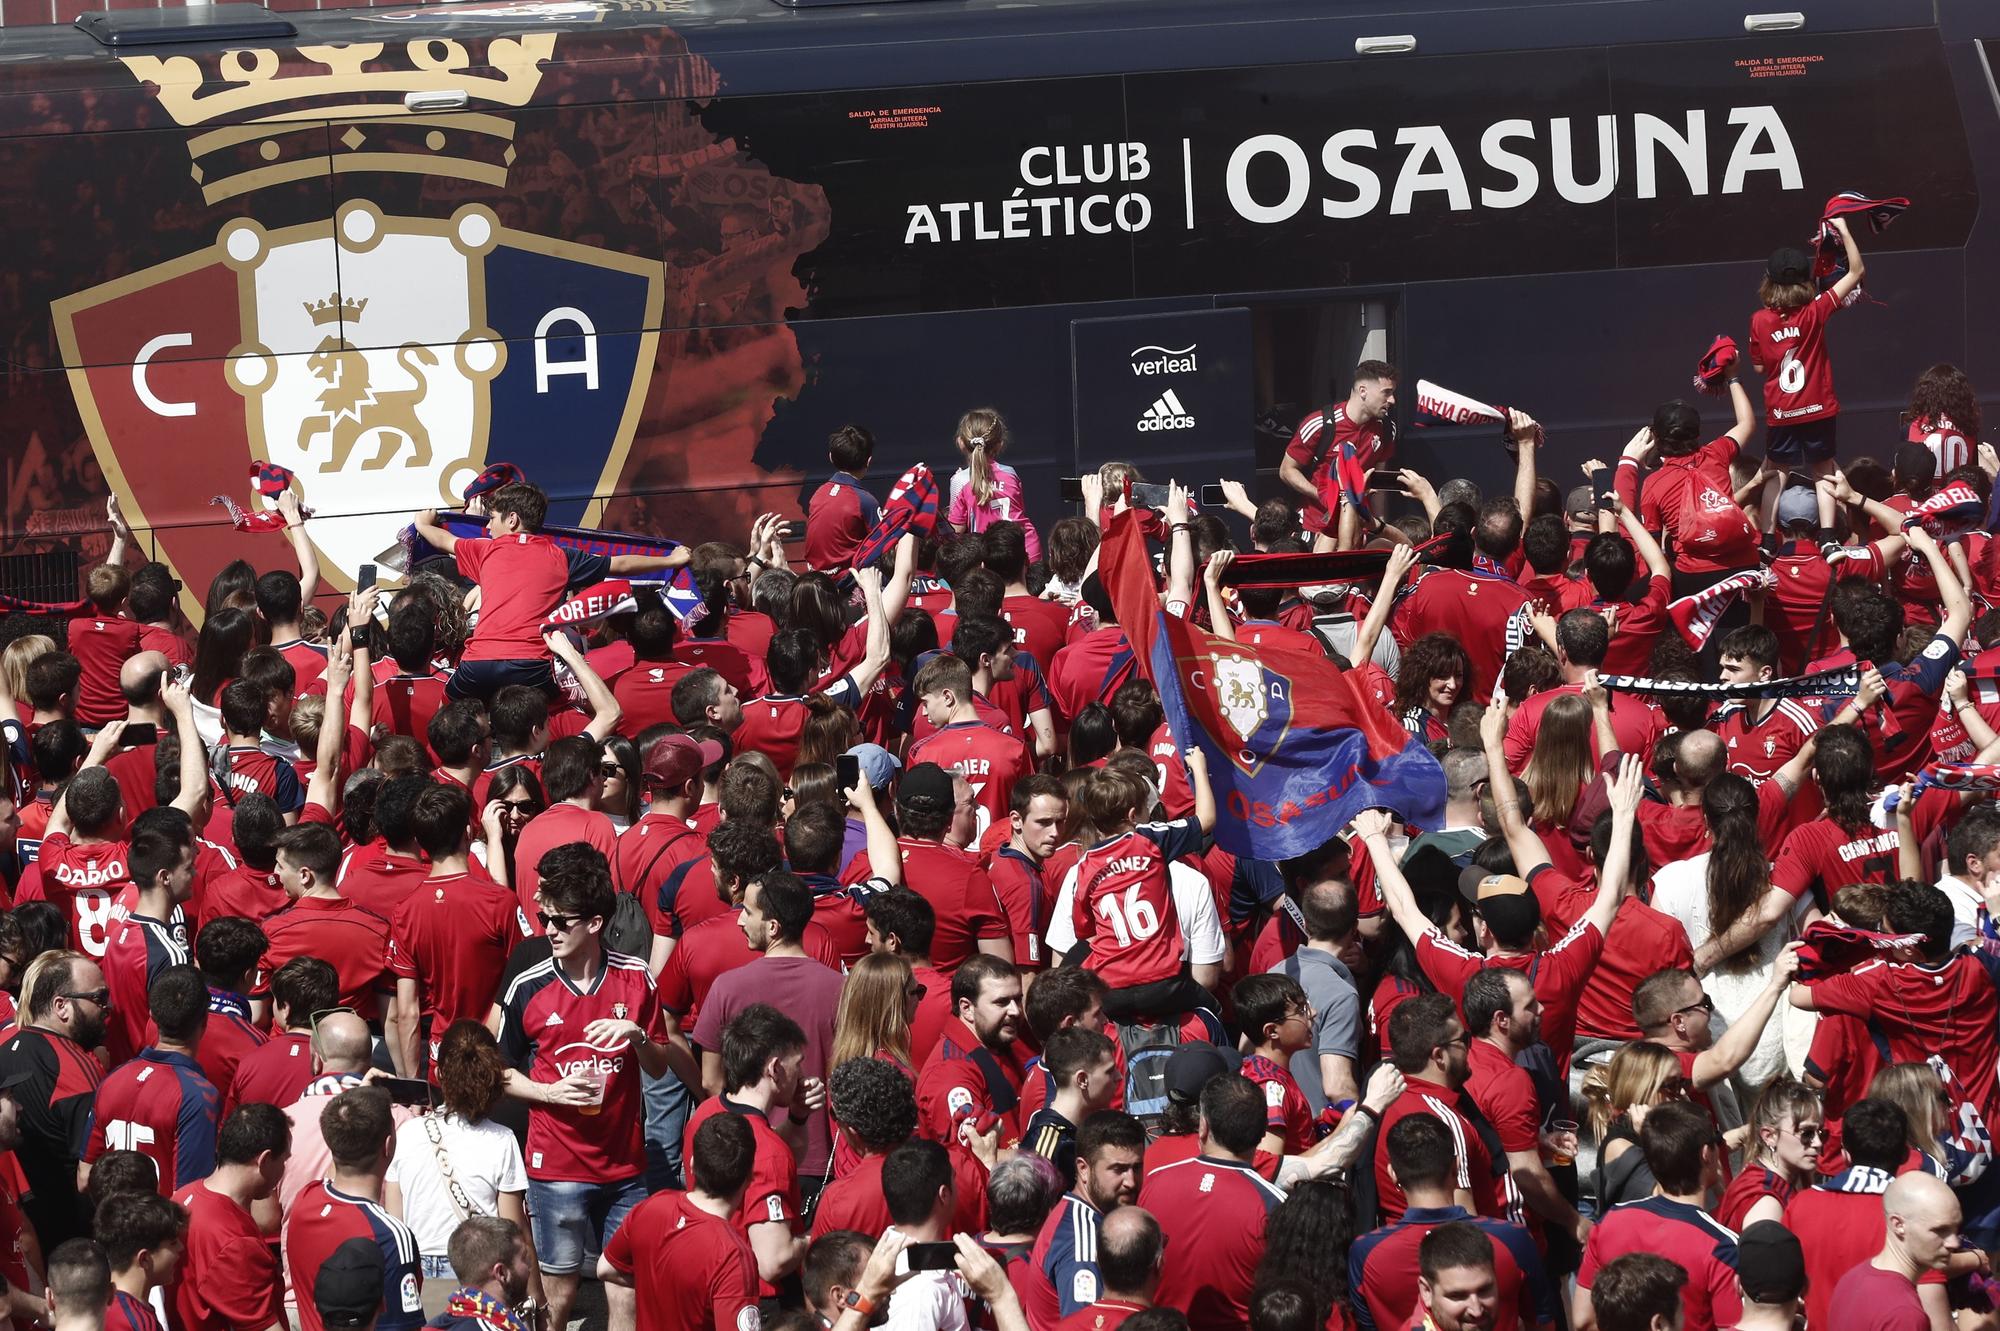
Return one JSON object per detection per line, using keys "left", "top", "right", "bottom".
{"left": 133, "top": 333, "right": 196, "bottom": 418}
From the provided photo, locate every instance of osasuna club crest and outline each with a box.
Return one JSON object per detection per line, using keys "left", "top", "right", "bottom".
{"left": 49, "top": 33, "right": 662, "bottom": 619}
{"left": 1194, "top": 650, "right": 1293, "bottom": 775}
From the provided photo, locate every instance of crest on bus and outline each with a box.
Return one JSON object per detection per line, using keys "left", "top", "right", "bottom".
{"left": 50, "top": 33, "right": 663, "bottom": 613}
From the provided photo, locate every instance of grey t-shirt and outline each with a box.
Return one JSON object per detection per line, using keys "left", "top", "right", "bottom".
{"left": 1270, "top": 944, "right": 1361, "bottom": 1112}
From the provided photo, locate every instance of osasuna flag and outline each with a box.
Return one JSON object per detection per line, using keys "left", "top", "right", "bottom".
{"left": 1099, "top": 509, "right": 1445, "bottom": 859}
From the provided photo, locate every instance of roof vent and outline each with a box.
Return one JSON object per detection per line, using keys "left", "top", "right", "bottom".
{"left": 75, "top": 4, "right": 297, "bottom": 48}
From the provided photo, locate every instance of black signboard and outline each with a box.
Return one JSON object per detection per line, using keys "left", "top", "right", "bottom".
{"left": 1071, "top": 308, "right": 1252, "bottom": 468}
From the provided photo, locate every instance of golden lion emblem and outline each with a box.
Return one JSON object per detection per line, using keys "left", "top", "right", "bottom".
{"left": 297, "top": 336, "right": 439, "bottom": 472}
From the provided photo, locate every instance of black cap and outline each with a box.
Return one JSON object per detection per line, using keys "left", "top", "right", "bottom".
{"left": 1164, "top": 1042, "right": 1243, "bottom": 1105}
{"left": 1767, "top": 246, "right": 1812, "bottom": 285}
{"left": 1737, "top": 1221, "right": 1807, "bottom": 1303}
{"left": 313, "top": 1238, "right": 385, "bottom": 1330}
{"left": 899, "top": 762, "right": 955, "bottom": 810}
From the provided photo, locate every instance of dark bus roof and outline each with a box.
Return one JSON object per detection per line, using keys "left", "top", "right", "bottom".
{"left": 0, "top": 0, "right": 1939, "bottom": 111}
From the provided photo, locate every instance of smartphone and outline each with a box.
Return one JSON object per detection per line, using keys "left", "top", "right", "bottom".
{"left": 837, "top": 753, "right": 862, "bottom": 792}
{"left": 357, "top": 563, "right": 377, "bottom": 593}
{"left": 780, "top": 520, "right": 805, "bottom": 543}
{"left": 1128, "top": 481, "right": 1173, "bottom": 509}
{"left": 170, "top": 663, "right": 192, "bottom": 687}
{"left": 905, "top": 1243, "right": 959, "bottom": 1273}
{"left": 1060, "top": 475, "right": 1086, "bottom": 502}
{"left": 378, "top": 1076, "right": 435, "bottom": 1108}
{"left": 1365, "top": 468, "right": 1406, "bottom": 492}
{"left": 121, "top": 723, "right": 157, "bottom": 746}
{"left": 1200, "top": 483, "right": 1229, "bottom": 508}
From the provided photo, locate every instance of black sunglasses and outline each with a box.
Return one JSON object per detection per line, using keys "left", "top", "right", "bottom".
{"left": 537, "top": 911, "right": 594, "bottom": 932}
{"left": 61, "top": 989, "right": 110, "bottom": 1009}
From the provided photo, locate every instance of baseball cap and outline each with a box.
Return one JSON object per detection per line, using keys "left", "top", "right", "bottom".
{"left": 642, "top": 733, "right": 724, "bottom": 788}
{"left": 845, "top": 743, "right": 902, "bottom": 792}
{"left": 1565, "top": 484, "right": 1598, "bottom": 520}
{"left": 1164, "top": 1042, "right": 1244, "bottom": 1106}
{"left": 1776, "top": 486, "right": 1819, "bottom": 529}
{"left": 899, "top": 761, "right": 955, "bottom": 810}
{"left": 313, "top": 1238, "right": 386, "bottom": 1330}
{"left": 1767, "top": 246, "right": 1812, "bottom": 285}
{"left": 1736, "top": 1221, "right": 1807, "bottom": 1303}
{"left": 1457, "top": 867, "right": 1541, "bottom": 940}
{"left": 1402, "top": 844, "right": 1463, "bottom": 901}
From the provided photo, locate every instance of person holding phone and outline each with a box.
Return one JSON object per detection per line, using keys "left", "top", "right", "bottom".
{"left": 877, "top": 1139, "right": 974, "bottom": 1331}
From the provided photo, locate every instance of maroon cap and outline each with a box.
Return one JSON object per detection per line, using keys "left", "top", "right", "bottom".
{"left": 643, "top": 733, "right": 723, "bottom": 788}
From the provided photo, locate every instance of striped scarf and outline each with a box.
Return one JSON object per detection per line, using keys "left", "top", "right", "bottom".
{"left": 1600, "top": 664, "right": 1859, "bottom": 700}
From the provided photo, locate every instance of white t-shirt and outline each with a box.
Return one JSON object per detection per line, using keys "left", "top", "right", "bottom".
{"left": 1043, "top": 858, "right": 1226, "bottom": 966}
{"left": 386, "top": 1113, "right": 530, "bottom": 1257}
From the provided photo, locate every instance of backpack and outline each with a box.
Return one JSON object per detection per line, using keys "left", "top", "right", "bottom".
{"left": 1670, "top": 461, "right": 1758, "bottom": 562}
{"left": 605, "top": 890, "right": 654, "bottom": 959}
{"left": 1119, "top": 1020, "right": 1190, "bottom": 1129}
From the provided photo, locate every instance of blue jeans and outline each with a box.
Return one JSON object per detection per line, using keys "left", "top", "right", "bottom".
{"left": 526, "top": 1176, "right": 646, "bottom": 1275}
{"left": 642, "top": 1064, "right": 692, "bottom": 1193}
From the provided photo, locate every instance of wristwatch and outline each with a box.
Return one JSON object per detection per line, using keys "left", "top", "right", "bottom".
{"left": 843, "top": 1291, "right": 877, "bottom": 1317}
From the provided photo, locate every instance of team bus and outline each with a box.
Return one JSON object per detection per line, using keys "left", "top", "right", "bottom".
{"left": 0, "top": 0, "right": 1994, "bottom": 612}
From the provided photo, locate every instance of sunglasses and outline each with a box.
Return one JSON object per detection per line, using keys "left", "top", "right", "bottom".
{"left": 501, "top": 800, "right": 541, "bottom": 814}
{"left": 1660, "top": 1076, "right": 1694, "bottom": 1097}
{"left": 61, "top": 989, "right": 110, "bottom": 1009}
{"left": 310, "top": 1005, "right": 354, "bottom": 1029}
{"left": 1674, "top": 994, "right": 1716, "bottom": 1017}
{"left": 1788, "top": 1124, "right": 1827, "bottom": 1145}
{"left": 537, "top": 911, "right": 593, "bottom": 932}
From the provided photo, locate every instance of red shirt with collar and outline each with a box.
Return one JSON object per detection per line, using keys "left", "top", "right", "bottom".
{"left": 915, "top": 1015, "right": 1031, "bottom": 1146}
{"left": 68, "top": 615, "right": 146, "bottom": 726}
{"left": 254, "top": 895, "right": 392, "bottom": 1021}
{"left": 388, "top": 869, "right": 533, "bottom": 1068}
{"left": 226, "top": 1031, "right": 315, "bottom": 1114}
{"left": 1374, "top": 1073, "right": 1503, "bottom": 1224}
{"left": 671, "top": 638, "right": 770, "bottom": 699}
{"left": 371, "top": 671, "right": 448, "bottom": 746}
{"left": 336, "top": 842, "right": 430, "bottom": 922}
{"left": 1048, "top": 629, "right": 1136, "bottom": 724}
{"left": 909, "top": 720, "right": 1032, "bottom": 832}
{"left": 1390, "top": 569, "right": 1532, "bottom": 704}
{"left": 513, "top": 803, "right": 620, "bottom": 926}
{"left": 1002, "top": 594, "right": 1072, "bottom": 667}
{"left": 845, "top": 837, "right": 1009, "bottom": 973}
{"left": 614, "top": 812, "right": 704, "bottom": 901}
{"left": 203, "top": 865, "right": 286, "bottom": 926}
{"left": 723, "top": 610, "right": 778, "bottom": 663}
{"left": 680, "top": 1095, "right": 799, "bottom": 1299}
{"left": 612, "top": 661, "right": 693, "bottom": 738}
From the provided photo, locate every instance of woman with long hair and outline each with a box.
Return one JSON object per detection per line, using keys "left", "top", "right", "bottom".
{"left": 1716, "top": 1076, "right": 1823, "bottom": 1228}
{"left": 948, "top": 407, "right": 1041, "bottom": 559}
{"left": 1253, "top": 1179, "right": 1358, "bottom": 1331}
{"left": 203, "top": 559, "right": 258, "bottom": 621}
{"left": 1869, "top": 1062, "right": 1961, "bottom": 1179}
{"left": 385, "top": 1021, "right": 544, "bottom": 1318}
{"left": 798, "top": 694, "right": 859, "bottom": 771}
{"left": 1, "top": 634, "right": 53, "bottom": 721}
{"left": 1648, "top": 773, "right": 1803, "bottom": 1089}
{"left": 1518, "top": 692, "right": 1602, "bottom": 877}
{"left": 1068, "top": 702, "right": 1118, "bottom": 769}
{"left": 597, "top": 735, "right": 642, "bottom": 831}
{"left": 478, "top": 765, "right": 545, "bottom": 886}
{"left": 1392, "top": 633, "right": 1471, "bottom": 745}
{"left": 830, "top": 952, "right": 920, "bottom": 1074}
{"left": 1904, "top": 363, "right": 1983, "bottom": 475}
{"left": 190, "top": 607, "right": 256, "bottom": 707}
{"left": 1582, "top": 1040, "right": 1690, "bottom": 1206}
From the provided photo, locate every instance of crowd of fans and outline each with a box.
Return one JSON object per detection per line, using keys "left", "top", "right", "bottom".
{"left": 1, "top": 218, "right": 1998, "bottom": 1331}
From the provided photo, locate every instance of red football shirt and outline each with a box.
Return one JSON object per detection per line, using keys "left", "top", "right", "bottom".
{"left": 681, "top": 1096, "right": 800, "bottom": 1299}
{"left": 1765, "top": 540, "right": 1887, "bottom": 675}
{"left": 175, "top": 1178, "right": 283, "bottom": 1331}
{"left": 194, "top": 1008, "right": 266, "bottom": 1108}
{"left": 1810, "top": 954, "right": 2000, "bottom": 1127}
{"left": 1002, "top": 594, "right": 1071, "bottom": 669}
{"left": 845, "top": 838, "right": 1009, "bottom": 973}
{"left": 1415, "top": 919, "right": 1603, "bottom": 1074}
{"left": 1772, "top": 817, "right": 1902, "bottom": 905}
{"left": 601, "top": 1189, "right": 760, "bottom": 1331}
{"left": 1534, "top": 868, "right": 1694, "bottom": 1043}
{"left": 226, "top": 1031, "right": 314, "bottom": 1114}
{"left": 674, "top": 638, "right": 770, "bottom": 700}
{"left": 336, "top": 843, "right": 430, "bottom": 922}
{"left": 915, "top": 1016, "right": 1031, "bottom": 1147}
{"left": 1241, "top": 1052, "right": 1314, "bottom": 1154}
{"left": 497, "top": 949, "right": 664, "bottom": 1181}
{"left": 454, "top": 534, "right": 608, "bottom": 662}
{"left": 1501, "top": 684, "right": 1664, "bottom": 774}
{"left": 1788, "top": 1167, "right": 1946, "bottom": 1331}
{"left": 83, "top": 1046, "right": 219, "bottom": 1194}
{"left": 1464, "top": 1039, "right": 1542, "bottom": 1228}
{"left": 1749, "top": 289, "right": 1841, "bottom": 426}
{"left": 33, "top": 831, "right": 129, "bottom": 957}
{"left": 1391, "top": 570, "right": 1532, "bottom": 704}
{"left": 388, "top": 871, "right": 532, "bottom": 1065}
{"left": 1138, "top": 1154, "right": 1286, "bottom": 1331}
{"left": 614, "top": 813, "right": 705, "bottom": 902}
{"left": 513, "top": 804, "right": 621, "bottom": 927}
{"left": 371, "top": 672, "right": 448, "bottom": 748}
{"left": 284, "top": 1180, "right": 424, "bottom": 1331}
{"left": 805, "top": 473, "right": 878, "bottom": 572}
{"left": 138, "top": 622, "right": 191, "bottom": 666}
{"left": 988, "top": 849, "right": 1049, "bottom": 970}
{"left": 1286, "top": 404, "right": 1390, "bottom": 535}
{"left": 1048, "top": 629, "right": 1136, "bottom": 724}
{"left": 1374, "top": 1074, "right": 1502, "bottom": 1223}
{"left": 734, "top": 686, "right": 855, "bottom": 782}
{"left": 613, "top": 662, "right": 694, "bottom": 738}
{"left": 203, "top": 865, "right": 286, "bottom": 925}
{"left": 68, "top": 615, "right": 145, "bottom": 726}
{"left": 909, "top": 721, "right": 1032, "bottom": 833}
{"left": 1070, "top": 820, "right": 1205, "bottom": 988}
{"left": 255, "top": 896, "right": 393, "bottom": 1021}
{"left": 1579, "top": 1197, "right": 1741, "bottom": 1331}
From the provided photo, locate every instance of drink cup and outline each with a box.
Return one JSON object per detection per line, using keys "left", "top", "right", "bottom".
{"left": 576, "top": 1063, "right": 608, "bottom": 1115}
{"left": 1548, "top": 1119, "right": 1579, "bottom": 1167}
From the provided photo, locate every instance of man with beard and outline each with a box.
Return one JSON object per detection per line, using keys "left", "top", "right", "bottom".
{"left": 1418, "top": 1223, "right": 1506, "bottom": 1331}
{"left": 1462, "top": 969, "right": 1587, "bottom": 1247}
{"left": 429, "top": 1218, "right": 536, "bottom": 1331}
{"left": 1374, "top": 993, "right": 1502, "bottom": 1224}
{"left": 0, "top": 951, "right": 108, "bottom": 1246}
{"left": 1022, "top": 1111, "right": 1146, "bottom": 1331}
{"left": 916, "top": 956, "right": 1030, "bottom": 1145}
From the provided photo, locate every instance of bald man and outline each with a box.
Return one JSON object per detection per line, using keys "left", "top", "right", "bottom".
{"left": 101, "top": 652, "right": 173, "bottom": 820}
{"left": 1826, "top": 1173, "right": 1960, "bottom": 1331}
{"left": 277, "top": 1013, "right": 410, "bottom": 1211}
{"left": 1054, "top": 1205, "right": 1162, "bottom": 1331}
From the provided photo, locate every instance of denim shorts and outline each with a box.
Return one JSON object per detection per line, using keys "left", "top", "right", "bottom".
{"left": 526, "top": 1176, "right": 647, "bottom": 1276}
{"left": 446, "top": 658, "right": 556, "bottom": 701}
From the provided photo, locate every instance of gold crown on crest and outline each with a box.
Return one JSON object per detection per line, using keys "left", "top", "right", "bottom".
{"left": 303, "top": 293, "right": 367, "bottom": 326}
{"left": 118, "top": 33, "right": 556, "bottom": 205}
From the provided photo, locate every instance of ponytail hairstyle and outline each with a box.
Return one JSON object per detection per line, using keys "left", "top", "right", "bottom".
{"left": 957, "top": 408, "right": 1007, "bottom": 507}
{"left": 1701, "top": 774, "right": 1768, "bottom": 973}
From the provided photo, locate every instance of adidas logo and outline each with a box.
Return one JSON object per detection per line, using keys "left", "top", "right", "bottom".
{"left": 1137, "top": 390, "right": 1195, "bottom": 432}
{"left": 543, "top": 1011, "right": 563, "bottom": 1027}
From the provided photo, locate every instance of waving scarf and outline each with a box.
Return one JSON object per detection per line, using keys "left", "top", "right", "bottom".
{"left": 1600, "top": 663, "right": 1859, "bottom": 700}
{"left": 211, "top": 462, "right": 314, "bottom": 532}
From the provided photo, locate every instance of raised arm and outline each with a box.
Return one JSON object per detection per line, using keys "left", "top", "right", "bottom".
{"left": 1582, "top": 755, "right": 1644, "bottom": 938}
{"left": 164, "top": 679, "right": 207, "bottom": 819}
{"left": 1217, "top": 479, "right": 1258, "bottom": 522}
{"left": 1186, "top": 747, "right": 1216, "bottom": 835}
{"left": 849, "top": 778, "right": 901, "bottom": 887}
{"left": 310, "top": 633, "right": 355, "bottom": 814}
{"left": 1724, "top": 377, "right": 1758, "bottom": 449}
{"left": 846, "top": 564, "right": 892, "bottom": 699}
{"left": 1827, "top": 215, "right": 1866, "bottom": 305}
{"left": 414, "top": 508, "right": 457, "bottom": 555}
{"left": 1351, "top": 544, "right": 1417, "bottom": 671}
{"left": 1584, "top": 670, "right": 1617, "bottom": 757}
{"left": 1165, "top": 483, "right": 1196, "bottom": 613}
{"left": 105, "top": 494, "right": 131, "bottom": 570}
{"left": 347, "top": 590, "right": 375, "bottom": 734}
{"left": 877, "top": 532, "right": 918, "bottom": 627}
{"left": 1946, "top": 669, "right": 1998, "bottom": 753}
{"left": 1510, "top": 411, "right": 1540, "bottom": 520}
{"left": 1908, "top": 525, "right": 1972, "bottom": 646}
{"left": 606, "top": 548, "right": 691, "bottom": 576}
{"left": 1353, "top": 807, "right": 1434, "bottom": 943}
{"left": 1611, "top": 493, "right": 1670, "bottom": 582}
{"left": 545, "top": 629, "right": 623, "bottom": 742}
{"left": 1203, "top": 551, "right": 1237, "bottom": 643}
{"left": 279, "top": 491, "right": 320, "bottom": 606}
{"left": 1482, "top": 695, "right": 1552, "bottom": 874}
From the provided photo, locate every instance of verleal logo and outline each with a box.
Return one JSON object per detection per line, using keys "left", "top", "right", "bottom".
{"left": 1138, "top": 390, "right": 1196, "bottom": 432}
{"left": 1130, "top": 343, "right": 1197, "bottom": 376}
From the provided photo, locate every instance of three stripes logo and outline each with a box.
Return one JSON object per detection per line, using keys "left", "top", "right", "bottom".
{"left": 1137, "top": 389, "right": 1196, "bottom": 432}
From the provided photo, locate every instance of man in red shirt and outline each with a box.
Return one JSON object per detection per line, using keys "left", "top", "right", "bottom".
{"left": 1500, "top": 614, "right": 1664, "bottom": 772}
{"left": 512, "top": 736, "right": 621, "bottom": 928}
{"left": 1278, "top": 360, "right": 1396, "bottom": 541}
{"left": 226, "top": 956, "right": 336, "bottom": 1114}
{"left": 804, "top": 426, "right": 879, "bottom": 573}
{"left": 1392, "top": 555, "right": 1533, "bottom": 708}
{"left": 371, "top": 605, "right": 449, "bottom": 748}
{"left": 37, "top": 680, "right": 207, "bottom": 958}
{"left": 1634, "top": 960, "right": 1799, "bottom": 1120}
{"left": 991, "top": 775, "right": 1067, "bottom": 972}
{"left": 192, "top": 918, "right": 270, "bottom": 1098}
{"left": 1785, "top": 1098, "right": 1943, "bottom": 1331}
{"left": 612, "top": 734, "right": 716, "bottom": 900}
{"left": 989, "top": 522, "right": 1071, "bottom": 668}
{"left": 255, "top": 823, "right": 393, "bottom": 1021}
{"left": 83, "top": 966, "right": 218, "bottom": 1196}
{"left": 680, "top": 1004, "right": 812, "bottom": 1296}
{"left": 497, "top": 843, "right": 695, "bottom": 1331}
{"left": 611, "top": 593, "right": 693, "bottom": 738}
{"left": 1612, "top": 389, "right": 1758, "bottom": 576}
{"left": 414, "top": 481, "right": 683, "bottom": 700}
{"left": 174, "top": 1102, "right": 290, "bottom": 1331}
{"left": 335, "top": 775, "right": 429, "bottom": 921}
{"left": 843, "top": 763, "right": 1012, "bottom": 973}
{"left": 599, "top": 1112, "right": 762, "bottom": 1331}
{"left": 1051, "top": 1205, "right": 1162, "bottom": 1331}
{"left": 1138, "top": 1074, "right": 1287, "bottom": 1331}
{"left": 68, "top": 564, "right": 143, "bottom": 727}
{"left": 736, "top": 568, "right": 890, "bottom": 779}
{"left": 387, "top": 784, "right": 531, "bottom": 1079}
{"left": 100, "top": 807, "right": 197, "bottom": 1064}
{"left": 1574, "top": 1102, "right": 1740, "bottom": 1331}
{"left": 916, "top": 955, "right": 1031, "bottom": 1146}
{"left": 1374, "top": 993, "right": 1501, "bottom": 1224}
{"left": 283, "top": 1086, "right": 425, "bottom": 1331}
{"left": 910, "top": 653, "right": 1031, "bottom": 835}
{"left": 1831, "top": 1174, "right": 1964, "bottom": 1331}
{"left": 1712, "top": 625, "right": 1822, "bottom": 785}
